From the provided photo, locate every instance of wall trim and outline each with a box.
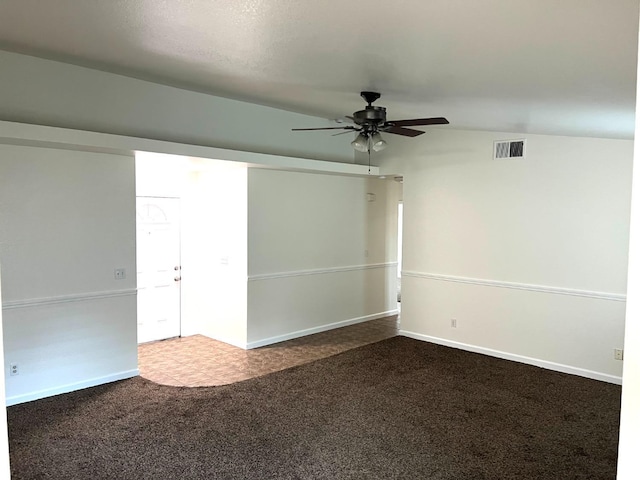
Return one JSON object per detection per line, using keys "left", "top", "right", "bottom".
{"left": 2, "top": 289, "right": 137, "bottom": 310}
{"left": 249, "top": 262, "right": 398, "bottom": 282}
{"left": 399, "top": 330, "right": 622, "bottom": 385}
{"left": 403, "top": 271, "right": 626, "bottom": 302}
{"left": 0, "top": 120, "right": 377, "bottom": 176}
{"left": 246, "top": 309, "right": 399, "bottom": 349}
{"left": 5, "top": 369, "right": 139, "bottom": 406}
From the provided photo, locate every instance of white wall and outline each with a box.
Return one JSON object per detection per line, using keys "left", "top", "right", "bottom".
{"left": 181, "top": 164, "right": 248, "bottom": 347}
{"left": 0, "top": 145, "right": 138, "bottom": 404}
{"left": 381, "top": 129, "right": 633, "bottom": 382}
{"left": 0, "top": 269, "right": 10, "bottom": 477}
{"left": 0, "top": 51, "right": 353, "bottom": 164}
{"left": 247, "top": 169, "right": 398, "bottom": 346}
{"left": 617, "top": 14, "right": 640, "bottom": 474}
{"left": 617, "top": 118, "right": 640, "bottom": 478}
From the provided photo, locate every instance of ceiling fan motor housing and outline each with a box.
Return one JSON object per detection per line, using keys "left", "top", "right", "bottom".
{"left": 352, "top": 106, "right": 387, "bottom": 128}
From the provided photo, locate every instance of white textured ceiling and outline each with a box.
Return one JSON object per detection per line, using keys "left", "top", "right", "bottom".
{"left": 0, "top": 0, "right": 638, "bottom": 139}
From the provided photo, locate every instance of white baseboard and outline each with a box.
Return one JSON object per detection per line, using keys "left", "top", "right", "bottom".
{"left": 246, "top": 310, "right": 399, "bottom": 350}
{"left": 399, "top": 330, "right": 622, "bottom": 385}
{"left": 5, "top": 369, "right": 140, "bottom": 407}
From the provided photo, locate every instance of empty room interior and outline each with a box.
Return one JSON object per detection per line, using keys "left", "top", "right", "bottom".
{"left": 1, "top": 1, "right": 640, "bottom": 478}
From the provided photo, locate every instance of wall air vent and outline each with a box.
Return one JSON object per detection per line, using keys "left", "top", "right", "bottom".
{"left": 494, "top": 139, "right": 526, "bottom": 160}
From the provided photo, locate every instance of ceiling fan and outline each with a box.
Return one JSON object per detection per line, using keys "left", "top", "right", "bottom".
{"left": 292, "top": 91, "right": 449, "bottom": 152}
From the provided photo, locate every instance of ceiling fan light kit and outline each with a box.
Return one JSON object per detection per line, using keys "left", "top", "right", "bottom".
{"left": 370, "top": 132, "right": 387, "bottom": 152}
{"left": 351, "top": 133, "right": 369, "bottom": 153}
{"left": 292, "top": 91, "right": 449, "bottom": 152}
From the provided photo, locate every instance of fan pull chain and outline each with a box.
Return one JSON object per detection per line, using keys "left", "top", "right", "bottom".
{"left": 368, "top": 147, "right": 371, "bottom": 174}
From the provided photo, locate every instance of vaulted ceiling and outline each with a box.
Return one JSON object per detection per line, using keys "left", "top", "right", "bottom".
{"left": 0, "top": 0, "right": 638, "bottom": 139}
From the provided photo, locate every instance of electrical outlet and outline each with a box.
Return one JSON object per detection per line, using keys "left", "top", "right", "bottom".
{"left": 114, "top": 268, "right": 126, "bottom": 280}
{"left": 614, "top": 348, "right": 624, "bottom": 361}
{"left": 451, "top": 318, "right": 457, "bottom": 328}
{"left": 10, "top": 363, "right": 18, "bottom": 376}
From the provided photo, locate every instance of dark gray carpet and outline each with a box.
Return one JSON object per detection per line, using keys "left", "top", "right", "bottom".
{"left": 7, "top": 336, "right": 621, "bottom": 479}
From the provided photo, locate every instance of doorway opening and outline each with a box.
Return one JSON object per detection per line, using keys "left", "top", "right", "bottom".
{"left": 134, "top": 151, "right": 249, "bottom": 354}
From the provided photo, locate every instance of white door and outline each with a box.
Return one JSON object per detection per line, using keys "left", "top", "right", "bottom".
{"left": 136, "top": 197, "right": 181, "bottom": 344}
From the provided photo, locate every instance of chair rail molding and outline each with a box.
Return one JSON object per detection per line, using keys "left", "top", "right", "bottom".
{"left": 1, "top": 289, "right": 138, "bottom": 310}
{"left": 249, "top": 262, "right": 398, "bottom": 281}
{"left": 402, "top": 271, "right": 625, "bottom": 302}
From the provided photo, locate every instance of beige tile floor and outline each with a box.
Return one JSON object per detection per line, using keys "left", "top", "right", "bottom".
{"left": 138, "top": 315, "right": 399, "bottom": 387}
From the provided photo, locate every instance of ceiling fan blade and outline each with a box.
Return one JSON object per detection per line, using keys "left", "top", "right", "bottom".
{"left": 332, "top": 129, "right": 361, "bottom": 136}
{"left": 388, "top": 117, "right": 449, "bottom": 127}
{"left": 386, "top": 126, "right": 426, "bottom": 137}
{"left": 291, "top": 126, "right": 356, "bottom": 131}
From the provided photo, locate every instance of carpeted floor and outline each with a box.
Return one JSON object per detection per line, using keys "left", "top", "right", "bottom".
{"left": 7, "top": 337, "right": 621, "bottom": 479}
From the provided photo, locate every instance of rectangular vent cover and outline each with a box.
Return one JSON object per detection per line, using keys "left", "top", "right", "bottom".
{"left": 494, "top": 139, "right": 526, "bottom": 159}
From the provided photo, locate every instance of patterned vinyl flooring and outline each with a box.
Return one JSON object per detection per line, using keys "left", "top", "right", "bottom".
{"left": 138, "top": 316, "right": 399, "bottom": 387}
